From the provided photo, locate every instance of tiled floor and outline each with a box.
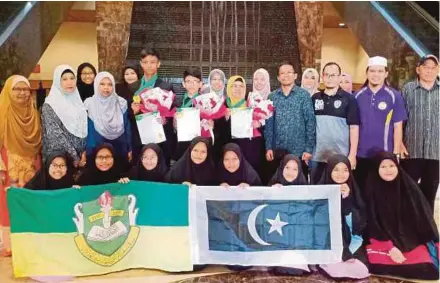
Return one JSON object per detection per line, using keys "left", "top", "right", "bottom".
{"left": 0, "top": 200, "right": 438, "bottom": 283}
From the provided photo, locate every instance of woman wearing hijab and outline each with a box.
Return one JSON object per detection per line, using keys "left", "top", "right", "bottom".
{"left": 25, "top": 152, "right": 76, "bottom": 190}
{"left": 364, "top": 152, "right": 439, "bottom": 280}
{"left": 116, "top": 66, "right": 140, "bottom": 103}
{"left": 42, "top": 65, "right": 88, "bottom": 168}
{"left": 226, "top": 75, "right": 263, "bottom": 175}
{"left": 128, "top": 143, "right": 168, "bottom": 182}
{"left": 78, "top": 143, "right": 123, "bottom": 186}
{"left": 165, "top": 137, "right": 216, "bottom": 186}
{"left": 0, "top": 75, "right": 42, "bottom": 257}
{"left": 251, "top": 68, "right": 271, "bottom": 99}
{"left": 84, "top": 72, "right": 132, "bottom": 169}
{"left": 218, "top": 143, "right": 262, "bottom": 188}
{"left": 317, "top": 154, "right": 369, "bottom": 279}
{"left": 249, "top": 69, "right": 271, "bottom": 180}
{"left": 202, "top": 69, "right": 230, "bottom": 164}
{"left": 340, "top": 72, "right": 354, "bottom": 94}
{"left": 116, "top": 66, "right": 141, "bottom": 162}
{"left": 77, "top": 62, "right": 97, "bottom": 101}
{"left": 268, "top": 154, "right": 308, "bottom": 186}
{"left": 301, "top": 68, "right": 320, "bottom": 96}
{"left": 201, "top": 68, "right": 227, "bottom": 97}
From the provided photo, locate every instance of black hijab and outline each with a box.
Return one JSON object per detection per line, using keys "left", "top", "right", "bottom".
{"left": 318, "top": 154, "right": 366, "bottom": 236}
{"left": 78, "top": 143, "right": 123, "bottom": 186}
{"left": 129, "top": 143, "right": 168, "bottom": 182}
{"left": 268, "top": 154, "right": 307, "bottom": 186}
{"left": 218, "top": 143, "right": 262, "bottom": 186}
{"left": 116, "top": 66, "right": 141, "bottom": 103}
{"left": 25, "top": 152, "right": 74, "bottom": 190}
{"left": 76, "top": 62, "right": 97, "bottom": 102}
{"left": 365, "top": 152, "right": 438, "bottom": 252}
{"left": 165, "top": 137, "right": 216, "bottom": 185}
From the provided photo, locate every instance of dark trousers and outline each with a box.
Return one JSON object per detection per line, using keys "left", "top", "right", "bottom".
{"left": 311, "top": 161, "right": 326, "bottom": 184}
{"left": 401, "top": 158, "right": 439, "bottom": 212}
{"left": 233, "top": 137, "right": 264, "bottom": 175}
{"left": 354, "top": 158, "right": 374, "bottom": 200}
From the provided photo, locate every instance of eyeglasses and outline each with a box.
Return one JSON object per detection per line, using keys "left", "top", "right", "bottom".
{"left": 141, "top": 156, "right": 158, "bottom": 161}
{"left": 184, "top": 80, "right": 201, "bottom": 85}
{"left": 50, "top": 163, "right": 67, "bottom": 170}
{"left": 96, "top": 155, "right": 114, "bottom": 161}
{"left": 12, "top": 87, "right": 31, "bottom": 94}
{"left": 323, "top": 73, "right": 340, "bottom": 79}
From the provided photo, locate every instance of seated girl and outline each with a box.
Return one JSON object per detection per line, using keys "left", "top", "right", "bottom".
{"left": 165, "top": 137, "right": 216, "bottom": 186}
{"left": 26, "top": 152, "right": 77, "bottom": 190}
{"left": 317, "top": 154, "right": 369, "bottom": 279}
{"left": 365, "top": 152, "right": 439, "bottom": 280}
{"left": 78, "top": 143, "right": 124, "bottom": 186}
{"left": 267, "top": 154, "right": 311, "bottom": 275}
{"left": 268, "top": 154, "right": 308, "bottom": 187}
{"left": 128, "top": 143, "right": 168, "bottom": 182}
{"left": 218, "top": 143, "right": 262, "bottom": 188}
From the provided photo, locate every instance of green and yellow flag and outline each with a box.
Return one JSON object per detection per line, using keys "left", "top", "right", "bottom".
{"left": 8, "top": 181, "right": 192, "bottom": 277}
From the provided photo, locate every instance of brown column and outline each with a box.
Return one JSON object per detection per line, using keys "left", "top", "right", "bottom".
{"left": 294, "top": 1, "right": 324, "bottom": 72}
{"left": 96, "top": 1, "right": 133, "bottom": 81}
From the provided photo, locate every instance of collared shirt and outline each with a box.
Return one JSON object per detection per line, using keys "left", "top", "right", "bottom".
{"left": 402, "top": 79, "right": 439, "bottom": 160}
{"left": 355, "top": 85, "right": 407, "bottom": 158}
{"left": 312, "top": 88, "right": 360, "bottom": 162}
{"left": 264, "top": 86, "right": 316, "bottom": 157}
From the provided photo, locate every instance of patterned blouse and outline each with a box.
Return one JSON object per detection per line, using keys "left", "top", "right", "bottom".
{"left": 41, "top": 103, "right": 86, "bottom": 163}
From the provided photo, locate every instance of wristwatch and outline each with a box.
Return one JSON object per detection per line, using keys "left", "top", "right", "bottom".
{"left": 394, "top": 153, "right": 401, "bottom": 159}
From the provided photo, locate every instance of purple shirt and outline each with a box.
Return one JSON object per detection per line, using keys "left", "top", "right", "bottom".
{"left": 355, "top": 85, "right": 407, "bottom": 158}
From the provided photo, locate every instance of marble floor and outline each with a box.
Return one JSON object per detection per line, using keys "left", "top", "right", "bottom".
{"left": 0, "top": 200, "right": 438, "bottom": 283}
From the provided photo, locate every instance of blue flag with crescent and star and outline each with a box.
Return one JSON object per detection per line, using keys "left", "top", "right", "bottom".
{"left": 207, "top": 199, "right": 331, "bottom": 252}
{"left": 190, "top": 185, "right": 343, "bottom": 266}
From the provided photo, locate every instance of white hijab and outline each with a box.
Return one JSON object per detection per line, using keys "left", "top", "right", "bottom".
{"left": 45, "top": 65, "right": 88, "bottom": 138}
{"left": 84, "top": 72, "right": 128, "bottom": 140}
{"left": 301, "top": 68, "right": 320, "bottom": 96}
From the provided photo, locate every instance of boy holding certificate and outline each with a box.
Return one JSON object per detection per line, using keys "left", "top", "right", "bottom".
{"left": 174, "top": 67, "right": 203, "bottom": 159}
{"left": 131, "top": 48, "right": 176, "bottom": 167}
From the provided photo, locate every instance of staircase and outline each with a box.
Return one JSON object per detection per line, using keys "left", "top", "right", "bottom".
{"left": 0, "top": 1, "right": 73, "bottom": 86}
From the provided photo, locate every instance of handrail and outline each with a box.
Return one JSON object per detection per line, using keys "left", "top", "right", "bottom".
{"left": 407, "top": 1, "right": 439, "bottom": 32}
{"left": 0, "top": 2, "right": 36, "bottom": 47}
{"left": 370, "top": 1, "right": 429, "bottom": 57}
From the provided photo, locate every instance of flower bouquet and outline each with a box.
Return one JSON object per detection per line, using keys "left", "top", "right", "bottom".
{"left": 194, "top": 91, "right": 228, "bottom": 144}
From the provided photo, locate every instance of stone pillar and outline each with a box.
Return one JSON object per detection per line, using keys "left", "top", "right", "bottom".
{"left": 294, "top": 1, "right": 324, "bottom": 72}
{"left": 96, "top": 1, "right": 133, "bottom": 81}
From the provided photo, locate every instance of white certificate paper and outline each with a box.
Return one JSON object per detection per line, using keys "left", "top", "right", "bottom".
{"left": 231, "top": 108, "right": 253, "bottom": 139}
{"left": 135, "top": 112, "right": 166, "bottom": 144}
{"left": 176, "top": 108, "right": 201, "bottom": 142}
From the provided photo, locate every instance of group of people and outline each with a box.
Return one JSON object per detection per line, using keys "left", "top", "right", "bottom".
{"left": 0, "top": 47, "right": 438, "bottom": 280}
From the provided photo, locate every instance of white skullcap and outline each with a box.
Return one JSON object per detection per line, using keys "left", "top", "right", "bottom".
{"left": 368, "top": 56, "right": 387, "bottom": 67}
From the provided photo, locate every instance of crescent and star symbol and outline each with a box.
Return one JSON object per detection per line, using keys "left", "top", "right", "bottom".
{"left": 246, "top": 204, "right": 289, "bottom": 246}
